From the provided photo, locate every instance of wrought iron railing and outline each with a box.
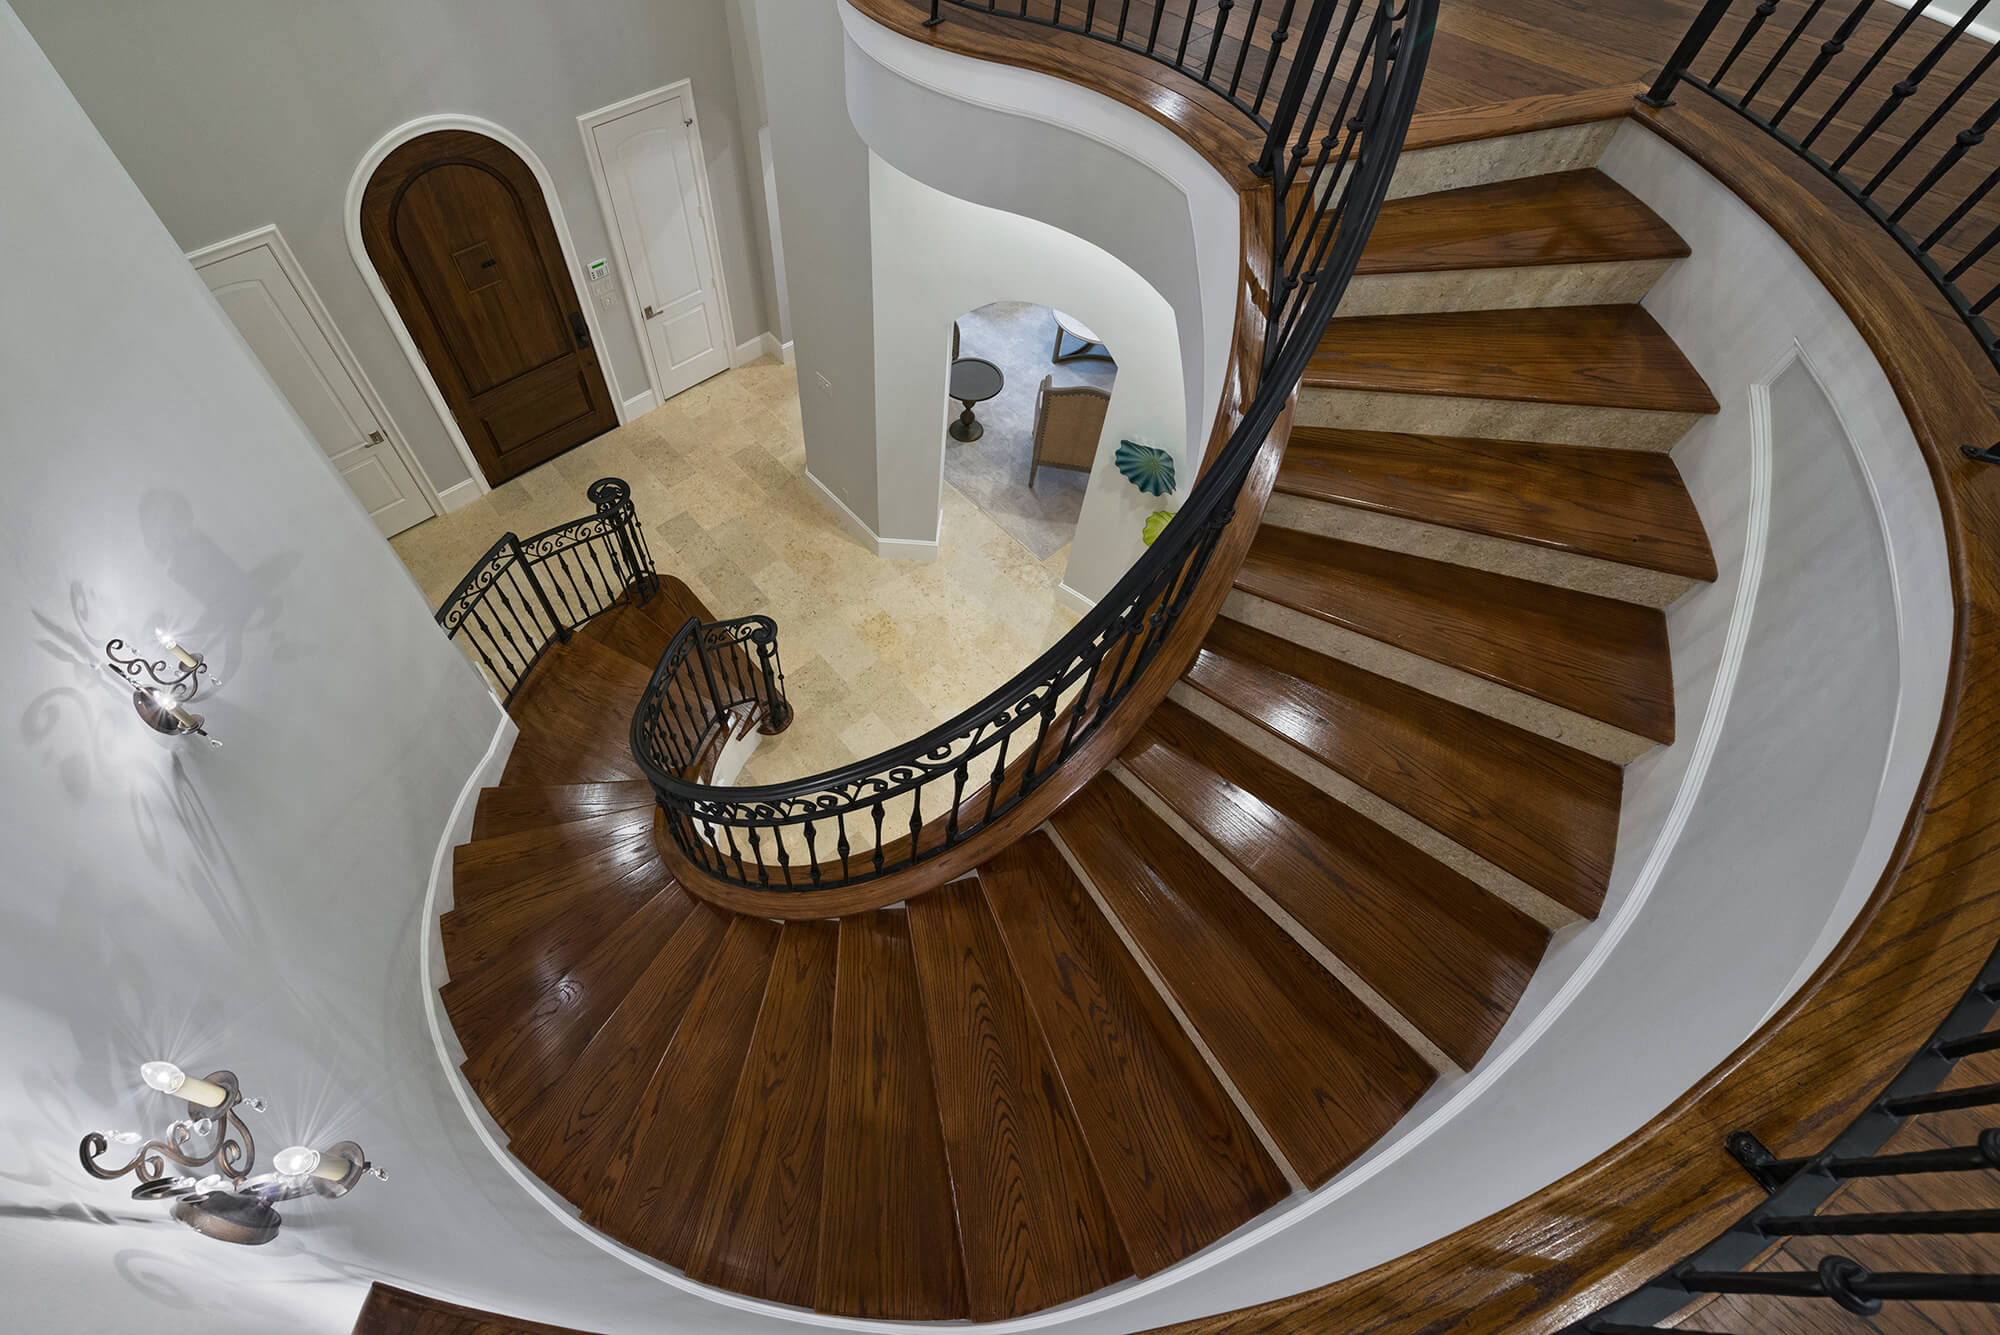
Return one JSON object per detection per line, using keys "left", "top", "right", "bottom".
{"left": 434, "top": 477, "right": 657, "bottom": 703}
{"left": 632, "top": 0, "right": 1436, "bottom": 892}
{"left": 1568, "top": 940, "right": 2000, "bottom": 1331}
{"left": 631, "top": 615, "right": 791, "bottom": 785}
{"left": 1642, "top": 0, "right": 2000, "bottom": 461}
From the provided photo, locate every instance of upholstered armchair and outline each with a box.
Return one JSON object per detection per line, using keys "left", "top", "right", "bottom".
{"left": 1029, "top": 374, "right": 1110, "bottom": 487}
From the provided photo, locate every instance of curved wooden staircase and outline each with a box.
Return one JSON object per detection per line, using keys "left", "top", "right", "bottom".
{"left": 437, "top": 99, "right": 1723, "bottom": 1322}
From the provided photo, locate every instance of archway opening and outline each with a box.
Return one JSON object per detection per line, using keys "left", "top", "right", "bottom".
{"left": 945, "top": 300, "right": 1119, "bottom": 563}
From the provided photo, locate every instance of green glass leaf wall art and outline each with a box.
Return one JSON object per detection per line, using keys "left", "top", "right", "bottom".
{"left": 1115, "top": 440, "right": 1177, "bottom": 497}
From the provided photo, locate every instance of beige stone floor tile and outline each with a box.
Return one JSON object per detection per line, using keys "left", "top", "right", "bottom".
{"left": 388, "top": 360, "right": 1089, "bottom": 785}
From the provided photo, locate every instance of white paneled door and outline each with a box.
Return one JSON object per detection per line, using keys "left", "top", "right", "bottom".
{"left": 590, "top": 88, "right": 732, "bottom": 401}
{"left": 192, "top": 232, "right": 435, "bottom": 537}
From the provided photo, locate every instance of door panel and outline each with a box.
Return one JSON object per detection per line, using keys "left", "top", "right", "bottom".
{"left": 594, "top": 94, "right": 732, "bottom": 398}
{"left": 195, "top": 242, "right": 433, "bottom": 537}
{"left": 362, "top": 130, "right": 617, "bottom": 485}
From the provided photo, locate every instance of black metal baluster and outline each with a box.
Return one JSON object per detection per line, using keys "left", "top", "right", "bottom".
{"left": 1228, "top": 0, "right": 1266, "bottom": 98}
{"left": 908, "top": 785, "right": 925, "bottom": 861}
{"left": 983, "top": 729, "right": 1013, "bottom": 823}
{"left": 1883, "top": 1080, "right": 2000, "bottom": 1115}
{"left": 947, "top": 760, "right": 969, "bottom": 843}
{"left": 1144, "top": 0, "right": 1167, "bottom": 55}
{"left": 1798, "top": 1, "right": 1928, "bottom": 149}
{"left": 456, "top": 615, "right": 506, "bottom": 695}
{"left": 1832, "top": 1, "right": 1994, "bottom": 174}
{"left": 1759, "top": 1208, "right": 2000, "bottom": 1236}
{"left": 802, "top": 820, "right": 822, "bottom": 887}
{"left": 772, "top": 819, "right": 791, "bottom": 885}
{"left": 1711, "top": 0, "right": 1784, "bottom": 91}
{"left": 746, "top": 823, "right": 770, "bottom": 887}
{"left": 836, "top": 811, "right": 852, "bottom": 882}
{"left": 1201, "top": 1, "right": 1236, "bottom": 85}
{"left": 871, "top": 801, "right": 887, "bottom": 873}
{"left": 1174, "top": 0, "right": 1201, "bottom": 68}
{"left": 1889, "top": 93, "right": 2000, "bottom": 225}
{"left": 1919, "top": 160, "right": 2000, "bottom": 251}
{"left": 1252, "top": 0, "right": 1300, "bottom": 114}
{"left": 510, "top": 536, "right": 570, "bottom": 641}
{"left": 1115, "top": 0, "right": 1133, "bottom": 43}
{"left": 1741, "top": 0, "right": 1831, "bottom": 109}
{"left": 1640, "top": 0, "right": 1738, "bottom": 107}
{"left": 1768, "top": 0, "right": 1876, "bottom": 128}
{"left": 722, "top": 821, "right": 747, "bottom": 884}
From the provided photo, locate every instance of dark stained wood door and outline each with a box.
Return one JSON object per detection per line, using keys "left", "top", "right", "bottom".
{"left": 361, "top": 130, "right": 617, "bottom": 485}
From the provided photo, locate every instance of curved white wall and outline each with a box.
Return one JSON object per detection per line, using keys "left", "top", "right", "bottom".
{"left": 868, "top": 154, "right": 1187, "bottom": 602}
{"left": 839, "top": 0, "right": 1240, "bottom": 552}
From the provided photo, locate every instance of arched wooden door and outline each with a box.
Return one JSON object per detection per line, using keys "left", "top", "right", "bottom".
{"left": 361, "top": 130, "right": 618, "bottom": 486}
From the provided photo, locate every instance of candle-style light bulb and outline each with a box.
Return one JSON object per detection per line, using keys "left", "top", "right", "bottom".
{"left": 97, "top": 1130, "right": 142, "bottom": 1145}
{"left": 155, "top": 628, "right": 200, "bottom": 672}
{"left": 138, "top": 1060, "right": 228, "bottom": 1108}
{"left": 273, "top": 1145, "right": 351, "bottom": 1182}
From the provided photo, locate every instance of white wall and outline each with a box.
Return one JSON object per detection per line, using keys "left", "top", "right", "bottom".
{"left": 0, "top": 10, "right": 790, "bottom": 1332}
{"left": 869, "top": 154, "right": 1185, "bottom": 598}
{"left": 11, "top": 0, "right": 775, "bottom": 500}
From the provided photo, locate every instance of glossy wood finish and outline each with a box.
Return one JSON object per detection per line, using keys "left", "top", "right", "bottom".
{"left": 448, "top": 807, "right": 654, "bottom": 906}
{"left": 1054, "top": 777, "right": 1436, "bottom": 1184}
{"left": 1238, "top": 524, "right": 1677, "bottom": 743}
{"left": 1125, "top": 701, "right": 1553, "bottom": 1068}
{"left": 352, "top": 1285, "right": 603, "bottom": 1335}
{"left": 583, "top": 914, "right": 779, "bottom": 1263}
{"left": 1307, "top": 304, "right": 1719, "bottom": 414}
{"left": 440, "top": 833, "right": 659, "bottom": 980}
{"left": 978, "top": 833, "right": 1290, "bottom": 1273}
{"left": 816, "top": 910, "right": 970, "bottom": 1320}
{"left": 1401, "top": 84, "right": 1649, "bottom": 150}
{"left": 470, "top": 780, "right": 655, "bottom": 841}
{"left": 684, "top": 920, "right": 838, "bottom": 1308}
{"left": 1186, "top": 616, "right": 1621, "bottom": 917}
{"left": 906, "top": 878, "right": 1133, "bottom": 1319}
{"left": 501, "top": 635, "right": 653, "bottom": 786}
{"left": 1277, "top": 425, "right": 1718, "bottom": 580}
{"left": 504, "top": 904, "right": 730, "bottom": 1202}
{"left": 453, "top": 885, "right": 693, "bottom": 1133}
{"left": 359, "top": 131, "right": 616, "bottom": 486}
{"left": 1358, "top": 170, "right": 1686, "bottom": 275}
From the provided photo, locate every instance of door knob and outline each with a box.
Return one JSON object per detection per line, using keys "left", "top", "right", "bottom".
{"left": 367, "top": 431, "right": 386, "bottom": 445}
{"left": 644, "top": 305, "right": 660, "bottom": 320}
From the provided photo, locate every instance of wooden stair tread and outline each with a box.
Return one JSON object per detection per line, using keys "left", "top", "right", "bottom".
{"left": 1277, "top": 425, "right": 1718, "bottom": 581}
{"left": 582, "top": 915, "right": 779, "bottom": 1264}
{"left": 502, "top": 635, "right": 654, "bottom": 785}
{"left": 450, "top": 807, "right": 657, "bottom": 907}
{"left": 458, "top": 885, "right": 696, "bottom": 1133}
{"left": 905, "top": 879, "right": 1132, "bottom": 1320}
{"left": 441, "top": 832, "right": 660, "bottom": 983}
{"left": 978, "top": 833, "right": 1290, "bottom": 1275}
{"left": 815, "top": 910, "right": 970, "bottom": 1320}
{"left": 1185, "top": 616, "right": 1620, "bottom": 917}
{"left": 1357, "top": 170, "right": 1688, "bottom": 275}
{"left": 1401, "top": 84, "right": 1644, "bottom": 152}
{"left": 1237, "top": 525, "right": 1677, "bottom": 743}
{"left": 684, "top": 919, "right": 838, "bottom": 1309}
{"left": 1052, "top": 778, "right": 1436, "bottom": 1186}
{"left": 1306, "top": 304, "right": 1719, "bottom": 414}
{"left": 505, "top": 904, "right": 733, "bottom": 1201}
{"left": 572, "top": 598, "right": 679, "bottom": 669}
{"left": 1125, "top": 702, "right": 1553, "bottom": 1068}
{"left": 471, "top": 780, "right": 656, "bottom": 841}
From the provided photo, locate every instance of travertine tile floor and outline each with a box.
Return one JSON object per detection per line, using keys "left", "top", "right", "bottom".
{"left": 391, "top": 357, "right": 1079, "bottom": 786}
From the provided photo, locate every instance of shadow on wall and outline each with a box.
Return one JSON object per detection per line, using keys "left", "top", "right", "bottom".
{"left": 945, "top": 300, "right": 1117, "bottom": 563}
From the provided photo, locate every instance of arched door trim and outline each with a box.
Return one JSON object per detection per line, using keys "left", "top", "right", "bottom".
{"left": 345, "top": 114, "right": 626, "bottom": 502}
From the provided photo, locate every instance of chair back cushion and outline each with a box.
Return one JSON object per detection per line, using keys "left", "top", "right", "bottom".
{"left": 1032, "top": 375, "right": 1111, "bottom": 474}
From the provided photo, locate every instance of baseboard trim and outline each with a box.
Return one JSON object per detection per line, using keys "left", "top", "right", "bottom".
{"left": 622, "top": 388, "right": 659, "bottom": 421}
{"left": 436, "top": 479, "right": 483, "bottom": 513}
{"left": 778, "top": 338, "right": 796, "bottom": 365}
{"left": 733, "top": 330, "right": 791, "bottom": 367}
{"left": 805, "top": 468, "right": 939, "bottom": 562}
{"left": 1054, "top": 581, "right": 1098, "bottom": 617}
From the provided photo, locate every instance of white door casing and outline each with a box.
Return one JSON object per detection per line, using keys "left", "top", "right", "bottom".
{"left": 582, "top": 83, "right": 735, "bottom": 404}
{"left": 189, "top": 227, "right": 438, "bottom": 536}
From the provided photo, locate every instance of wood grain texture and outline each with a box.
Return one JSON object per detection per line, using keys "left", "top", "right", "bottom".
{"left": 1052, "top": 776, "right": 1436, "bottom": 1186}
{"left": 440, "top": 833, "right": 660, "bottom": 982}
{"left": 352, "top": 1284, "right": 605, "bottom": 1335}
{"left": 684, "top": 919, "right": 838, "bottom": 1308}
{"left": 1185, "top": 615, "right": 1621, "bottom": 916}
{"left": 905, "top": 878, "right": 1132, "bottom": 1320}
{"left": 453, "top": 885, "right": 694, "bottom": 1135}
{"left": 978, "top": 833, "right": 1290, "bottom": 1274}
{"left": 815, "top": 910, "right": 970, "bottom": 1320}
{"left": 1237, "top": 524, "right": 1678, "bottom": 743}
{"left": 1307, "top": 304, "right": 1720, "bottom": 414}
{"left": 503, "top": 903, "right": 731, "bottom": 1202}
{"left": 502, "top": 635, "right": 654, "bottom": 786}
{"left": 1277, "top": 425, "right": 1718, "bottom": 581}
{"left": 449, "top": 807, "right": 656, "bottom": 907}
{"left": 1400, "top": 84, "right": 1647, "bottom": 149}
{"left": 1124, "top": 700, "right": 1553, "bottom": 1068}
{"left": 1358, "top": 169, "right": 1687, "bottom": 275}
{"left": 470, "top": 780, "right": 656, "bottom": 842}
{"left": 581, "top": 914, "right": 779, "bottom": 1265}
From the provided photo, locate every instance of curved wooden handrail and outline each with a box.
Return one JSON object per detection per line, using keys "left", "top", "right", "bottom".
{"left": 1139, "top": 96, "right": 2000, "bottom": 1335}
{"left": 657, "top": 189, "right": 1284, "bottom": 917}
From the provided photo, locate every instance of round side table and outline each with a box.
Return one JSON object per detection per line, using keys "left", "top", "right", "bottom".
{"left": 947, "top": 356, "right": 1005, "bottom": 442}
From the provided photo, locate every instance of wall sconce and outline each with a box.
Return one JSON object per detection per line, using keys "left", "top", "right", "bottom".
{"left": 104, "top": 630, "right": 221, "bottom": 746}
{"left": 80, "top": 1060, "right": 383, "bottom": 1246}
